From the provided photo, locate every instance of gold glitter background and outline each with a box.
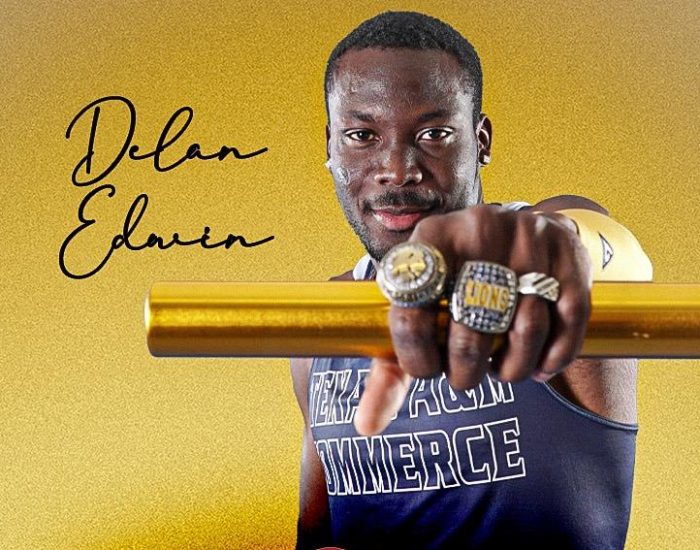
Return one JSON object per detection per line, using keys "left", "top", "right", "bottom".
{"left": 2, "top": 1, "right": 699, "bottom": 548}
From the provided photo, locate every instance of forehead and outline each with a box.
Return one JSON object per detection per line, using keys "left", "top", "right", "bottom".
{"left": 328, "top": 48, "right": 474, "bottom": 121}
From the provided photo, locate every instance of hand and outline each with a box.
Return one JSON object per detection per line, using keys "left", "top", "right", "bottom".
{"left": 354, "top": 204, "right": 592, "bottom": 435}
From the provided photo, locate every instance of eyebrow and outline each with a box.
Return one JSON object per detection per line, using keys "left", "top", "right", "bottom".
{"left": 347, "top": 110, "right": 376, "bottom": 123}
{"left": 416, "top": 109, "right": 452, "bottom": 123}
{"left": 345, "top": 108, "right": 453, "bottom": 124}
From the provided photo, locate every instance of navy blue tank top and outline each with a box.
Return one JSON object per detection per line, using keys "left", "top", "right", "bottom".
{"left": 309, "top": 359, "right": 636, "bottom": 549}
{"left": 309, "top": 203, "right": 637, "bottom": 549}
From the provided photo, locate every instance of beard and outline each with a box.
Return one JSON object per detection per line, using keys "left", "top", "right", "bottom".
{"left": 338, "top": 187, "right": 473, "bottom": 261}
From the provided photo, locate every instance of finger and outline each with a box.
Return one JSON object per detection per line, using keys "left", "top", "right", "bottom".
{"left": 446, "top": 321, "right": 493, "bottom": 391}
{"left": 537, "top": 212, "right": 578, "bottom": 235}
{"left": 354, "top": 357, "right": 412, "bottom": 436}
{"left": 494, "top": 212, "right": 551, "bottom": 382}
{"left": 537, "top": 290, "right": 590, "bottom": 380}
{"left": 536, "top": 229, "right": 592, "bottom": 380}
{"left": 389, "top": 305, "right": 442, "bottom": 378}
{"left": 493, "top": 295, "right": 550, "bottom": 382}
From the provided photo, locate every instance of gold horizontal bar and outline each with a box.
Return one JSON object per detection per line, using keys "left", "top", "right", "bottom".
{"left": 145, "top": 282, "right": 700, "bottom": 359}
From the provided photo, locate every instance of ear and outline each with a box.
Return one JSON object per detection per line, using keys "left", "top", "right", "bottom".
{"left": 325, "top": 124, "right": 331, "bottom": 161}
{"left": 476, "top": 114, "right": 492, "bottom": 164}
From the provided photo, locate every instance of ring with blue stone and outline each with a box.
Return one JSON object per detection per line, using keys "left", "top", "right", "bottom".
{"left": 450, "top": 261, "right": 519, "bottom": 334}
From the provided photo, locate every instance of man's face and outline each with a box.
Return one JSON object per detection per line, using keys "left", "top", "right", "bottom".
{"left": 326, "top": 48, "right": 484, "bottom": 261}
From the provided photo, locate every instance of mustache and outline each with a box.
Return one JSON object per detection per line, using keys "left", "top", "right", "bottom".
{"left": 364, "top": 189, "right": 443, "bottom": 211}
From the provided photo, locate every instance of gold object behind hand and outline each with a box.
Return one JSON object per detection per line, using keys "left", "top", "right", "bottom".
{"left": 145, "top": 282, "right": 700, "bottom": 359}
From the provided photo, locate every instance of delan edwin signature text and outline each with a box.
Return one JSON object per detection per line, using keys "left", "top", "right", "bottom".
{"left": 59, "top": 95, "right": 273, "bottom": 279}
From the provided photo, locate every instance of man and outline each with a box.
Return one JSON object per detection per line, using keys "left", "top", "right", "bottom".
{"left": 292, "top": 11, "right": 650, "bottom": 549}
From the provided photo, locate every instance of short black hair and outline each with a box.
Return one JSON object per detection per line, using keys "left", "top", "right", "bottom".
{"left": 325, "top": 11, "right": 483, "bottom": 126}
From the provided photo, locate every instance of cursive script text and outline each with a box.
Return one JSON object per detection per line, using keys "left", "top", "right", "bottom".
{"left": 60, "top": 95, "right": 274, "bottom": 280}
{"left": 66, "top": 95, "right": 269, "bottom": 186}
{"left": 59, "top": 184, "right": 275, "bottom": 279}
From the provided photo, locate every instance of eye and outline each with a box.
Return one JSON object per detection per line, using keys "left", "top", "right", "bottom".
{"left": 345, "top": 129, "right": 377, "bottom": 142}
{"left": 417, "top": 127, "right": 454, "bottom": 142}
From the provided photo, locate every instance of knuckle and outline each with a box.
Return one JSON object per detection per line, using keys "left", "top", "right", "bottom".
{"left": 471, "top": 204, "right": 492, "bottom": 224}
{"left": 459, "top": 206, "right": 511, "bottom": 260}
{"left": 510, "top": 317, "right": 545, "bottom": 344}
{"left": 543, "top": 212, "right": 566, "bottom": 225}
{"left": 449, "top": 333, "right": 482, "bottom": 363}
{"left": 542, "top": 216, "right": 577, "bottom": 249}
{"left": 463, "top": 204, "right": 498, "bottom": 234}
{"left": 389, "top": 310, "right": 440, "bottom": 377}
{"left": 545, "top": 221, "right": 576, "bottom": 254}
{"left": 549, "top": 212, "right": 579, "bottom": 234}
{"left": 391, "top": 315, "right": 428, "bottom": 347}
{"left": 515, "top": 211, "right": 539, "bottom": 235}
{"left": 412, "top": 216, "right": 443, "bottom": 243}
{"left": 559, "top": 295, "right": 591, "bottom": 324}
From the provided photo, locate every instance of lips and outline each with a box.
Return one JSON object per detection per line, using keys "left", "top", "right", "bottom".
{"left": 371, "top": 208, "right": 431, "bottom": 231}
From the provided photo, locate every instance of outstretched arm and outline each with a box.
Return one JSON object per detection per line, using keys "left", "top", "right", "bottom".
{"left": 355, "top": 195, "right": 652, "bottom": 434}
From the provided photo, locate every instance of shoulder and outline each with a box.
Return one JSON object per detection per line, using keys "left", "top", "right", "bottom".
{"left": 330, "top": 269, "right": 354, "bottom": 281}
{"left": 529, "top": 194, "right": 608, "bottom": 215}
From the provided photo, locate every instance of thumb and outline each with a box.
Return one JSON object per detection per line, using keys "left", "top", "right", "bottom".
{"left": 354, "top": 357, "right": 413, "bottom": 436}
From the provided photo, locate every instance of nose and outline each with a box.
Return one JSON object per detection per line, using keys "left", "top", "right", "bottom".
{"left": 373, "top": 142, "right": 423, "bottom": 187}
